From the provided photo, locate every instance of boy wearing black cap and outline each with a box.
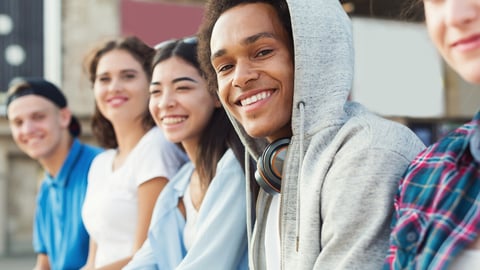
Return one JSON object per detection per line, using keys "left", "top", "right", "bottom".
{"left": 5, "top": 78, "right": 102, "bottom": 270}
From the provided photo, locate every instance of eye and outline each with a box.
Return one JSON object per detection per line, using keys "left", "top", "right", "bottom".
{"left": 123, "top": 73, "right": 136, "bottom": 80}
{"left": 217, "top": 64, "right": 234, "bottom": 74}
{"left": 11, "top": 119, "right": 23, "bottom": 127}
{"left": 96, "top": 76, "right": 110, "bottom": 83}
{"left": 32, "top": 113, "right": 45, "bottom": 121}
{"left": 257, "top": 49, "right": 273, "bottom": 57}
{"left": 176, "top": 85, "right": 193, "bottom": 91}
{"left": 150, "top": 88, "right": 162, "bottom": 96}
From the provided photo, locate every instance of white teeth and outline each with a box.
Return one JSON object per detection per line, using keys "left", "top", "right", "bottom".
{"left": 240, "top": 91, "right": 271, "bottom": 106}
{"left": 162, "top": 117, "right": 186, "bottom": 124}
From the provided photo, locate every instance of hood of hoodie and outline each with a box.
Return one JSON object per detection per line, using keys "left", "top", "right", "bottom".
{"left": 229, "top": 0, "right": 354, "bottom": 162}
{"left": 218, "top": 1, "right": 360, "bottom": 268}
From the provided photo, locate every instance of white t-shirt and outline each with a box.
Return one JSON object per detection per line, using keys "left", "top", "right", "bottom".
{"left": 265, "top": 194, "right": 281, "bottom": 270}
{"left": 82, "top": 127, "right": 187, "bottom": 267}
{"left": 183, "top": 183, "right": 199, "bottom": 251}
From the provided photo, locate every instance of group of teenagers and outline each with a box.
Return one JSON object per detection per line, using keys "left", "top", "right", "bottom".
{"left": 3, "top": 0, "right": 480, "bottom": 269}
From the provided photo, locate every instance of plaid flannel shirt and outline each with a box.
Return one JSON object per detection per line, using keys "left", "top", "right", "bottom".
{"left": 384, "top": 111, "right": 480, "bottom": 270}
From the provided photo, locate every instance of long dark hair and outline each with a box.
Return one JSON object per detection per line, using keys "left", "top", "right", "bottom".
{"left": 152, "top": 37, "right": 246, "bottom": 185}
{"left": 401, "top": 0, "right": 424, "bottom": 22}
{"left": 84, "top": 36, "right": 156, "bottom": 148}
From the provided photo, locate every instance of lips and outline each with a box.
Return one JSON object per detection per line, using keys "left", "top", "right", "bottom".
{"left": 107, "top": 96, "right": 128, "bottom": 106}
{"left": 239, "top": 90, "right": 273, "bottom": 106}
{"left": 25, "top": 136, "right": 43, "bottom": 146}
{"left": 161, "top": 116, "right": 187, "bottom": 125}
{"left": 451, "top": 34, "right": 480, "bottom": 51}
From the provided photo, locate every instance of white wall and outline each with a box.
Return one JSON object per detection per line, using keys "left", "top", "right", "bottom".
{"left": 44, "top": 0, "right": 62, "bottom": 87}
{"left": 351, "top": 17, "right": 445, "bottom": 118}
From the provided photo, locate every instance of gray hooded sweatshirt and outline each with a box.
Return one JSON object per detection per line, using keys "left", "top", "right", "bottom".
{"left": 225, "top": 0, "right": 426, "bottom": 269}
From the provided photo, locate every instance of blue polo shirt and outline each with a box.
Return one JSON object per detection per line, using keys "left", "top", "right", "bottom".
{"left": 33, "top": 139, "right": 102, "bottom": 270}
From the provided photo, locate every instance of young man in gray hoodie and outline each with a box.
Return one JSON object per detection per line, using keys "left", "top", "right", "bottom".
{"left": 198, "top": 0, "right": 425, "bottom": 269}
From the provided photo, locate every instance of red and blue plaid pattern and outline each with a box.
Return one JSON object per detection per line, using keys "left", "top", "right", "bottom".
{"left": 384, "top": 111, "right": 480, "bottom": 270}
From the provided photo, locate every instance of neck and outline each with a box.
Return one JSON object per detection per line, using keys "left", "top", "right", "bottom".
{"left": 39, "top": 134, "right": 73, "bottom": 178}
{"left": 115, "top": 119, "right": 150, "bottom": 149}
{"left": 181, "top": 138, "right": 199, "bottom": 165}
{"left": 112, "top": 121, "right": 151, "bottom": 169}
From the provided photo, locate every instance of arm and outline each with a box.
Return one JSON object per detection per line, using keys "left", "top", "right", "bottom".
{"left": 98, "top": 177, "right": 168, "bottom": 270}
{"left": 33, "top": 254, "right": 50, "bottom": 270}
{"left": 384, "top": 175, "right": 404, "bottom": 269}
{"left": 32, "top": 190, "right": 49, "bottom": 270}
{"left": 123, "top": 236, "right": 159, "bottom": 270}
{"left": 80, "top": 239, "right": 97, "bottom": 270}
{"left": 314, "top": 148, "right": 413, "bottom": 269}
{"left": 177, "top": 153, "right": 248, "bottom": 270}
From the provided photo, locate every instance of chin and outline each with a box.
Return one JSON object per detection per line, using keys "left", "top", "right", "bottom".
{"left": 165, "top": 136, "right": 181, "bottom": 144}
{"left": 461, "top": 71, "right": 480, "bottom": 85}
{"left": 244, "top": 129, "right": 266, "bottom": 139}
{"left": 27, "top": 151, "right": 45, "bottom": 160}
{"left": 450, "top": 60, "right": 480, "bottom": 85}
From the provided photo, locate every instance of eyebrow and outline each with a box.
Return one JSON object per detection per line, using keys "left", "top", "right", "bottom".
{"left": 151, "top": 77, "right": 198, "bottom": 86}
{"left": 96, "top": 69, "right": 138, "bottom": 78}
{"left": 211, "top": 32, "right": 276, "bottom": 61}
{"left": 9, "top": 108, "right": 48, "bottom": 121}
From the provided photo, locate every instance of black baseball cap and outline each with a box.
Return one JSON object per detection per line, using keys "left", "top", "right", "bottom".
{"left": 5, "top": 78, "right": 81, "bottom": 137}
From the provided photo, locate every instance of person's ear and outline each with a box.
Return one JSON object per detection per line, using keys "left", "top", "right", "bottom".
{"left": 214, "top": 98, "right": 222, "bottom": 108}
{"left": 59, "top": 108, "right": 73, "bottom": 129}
{"left": 213, "top": 92, "right": 222, "bottom": 108}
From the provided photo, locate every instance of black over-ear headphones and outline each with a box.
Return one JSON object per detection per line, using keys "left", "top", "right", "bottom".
{"left": 254, "top": 138, "right": 290, "bottom": 195}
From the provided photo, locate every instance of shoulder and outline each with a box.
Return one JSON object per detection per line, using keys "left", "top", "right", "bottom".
{"left": 399, "top": 124, "right": 473, "bottom": 190}
{"left": 404, "top": 121, "right": 473, "bottom": 174}
{"left": 335, "top": 104, "right": 425, "bottom": 159}
{"left": 141, "top": 127, "right": 169, "bottom": 146}
{"left": 216, "top": 149, "right": 242, "bottom": 173}
{"left": 35, "top": 179, "right": 50, "bottom": 204}
{"left": 80, "top": 142, "right": 103, "bottom": 155}
{"left": 164, "top": 161, "right": 194, "bottom": 193}
{"left": 72, "top": 138, "right": 102, "bottom": 157}
{"left": 136, "top": 127, "right": 185, "bottom": 157}
{"left": 90, "top": 149, "right": 115, "bottom": 168}
{"left": 210, "top": 149, "right": 245, "bottom": 189}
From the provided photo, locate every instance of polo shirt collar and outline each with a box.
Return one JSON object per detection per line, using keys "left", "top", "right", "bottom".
{"left": 44, "top": 139, "right": 82, "bottom": 187}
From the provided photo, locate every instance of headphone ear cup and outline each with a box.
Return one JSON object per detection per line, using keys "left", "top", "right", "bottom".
{"left": 254, "top": 138, "right": 290, "bottom": 195}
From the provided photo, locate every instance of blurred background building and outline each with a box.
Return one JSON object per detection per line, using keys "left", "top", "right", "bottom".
{"left": 0, "top": 0, "right": 478, "bottom": 260}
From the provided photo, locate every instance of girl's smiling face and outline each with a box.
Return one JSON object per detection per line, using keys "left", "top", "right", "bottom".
{"left": 149, "top": 56, "right": 220, "bottom": 149}
{"left": 424, "top": 0, "right": 480, "bottom": 83}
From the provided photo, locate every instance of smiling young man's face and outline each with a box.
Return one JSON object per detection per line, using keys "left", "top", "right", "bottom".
{"left": 210, "top": 2, "right": 294, "bottom": 142}
{"left": 8, "top": 95, "right": 70, "bottom": 161}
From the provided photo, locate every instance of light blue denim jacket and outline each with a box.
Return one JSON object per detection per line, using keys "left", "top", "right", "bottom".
{"left": 124, "top": 149, "right": 248, "bottom": 270}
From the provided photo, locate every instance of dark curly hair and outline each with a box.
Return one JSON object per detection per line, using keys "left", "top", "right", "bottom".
{"left": 84, "top": 36, "right": 155, "bottom": 148}
{"left": 197, "top": 0, "right": 292, "bottom": 95}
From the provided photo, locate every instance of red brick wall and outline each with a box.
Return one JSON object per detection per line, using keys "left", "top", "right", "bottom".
{"left": 121, "top": 0, "right": 204, "bottom": 47}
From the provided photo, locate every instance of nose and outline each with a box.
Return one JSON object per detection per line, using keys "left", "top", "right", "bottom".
{"left": 156, "top": 91, "right": 176, "bottom": 110}
{"left": 20, "top": 120, "right": 35, "bottom": 135}
{"left": 445, "top": 0, "right": 477, "bottom": 27}
{"left": 107, "top": 77, "right": 122, "bottom": 92}
{"left": 232, "top": 59, "right": 259, "bottom": 88}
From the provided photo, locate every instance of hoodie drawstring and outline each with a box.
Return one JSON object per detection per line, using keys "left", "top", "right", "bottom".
{"left": 296, "top": 101, "right": 305, "bottom": 252}
{"left": 245, "top": 151, "right": 253, "bottom": 255}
